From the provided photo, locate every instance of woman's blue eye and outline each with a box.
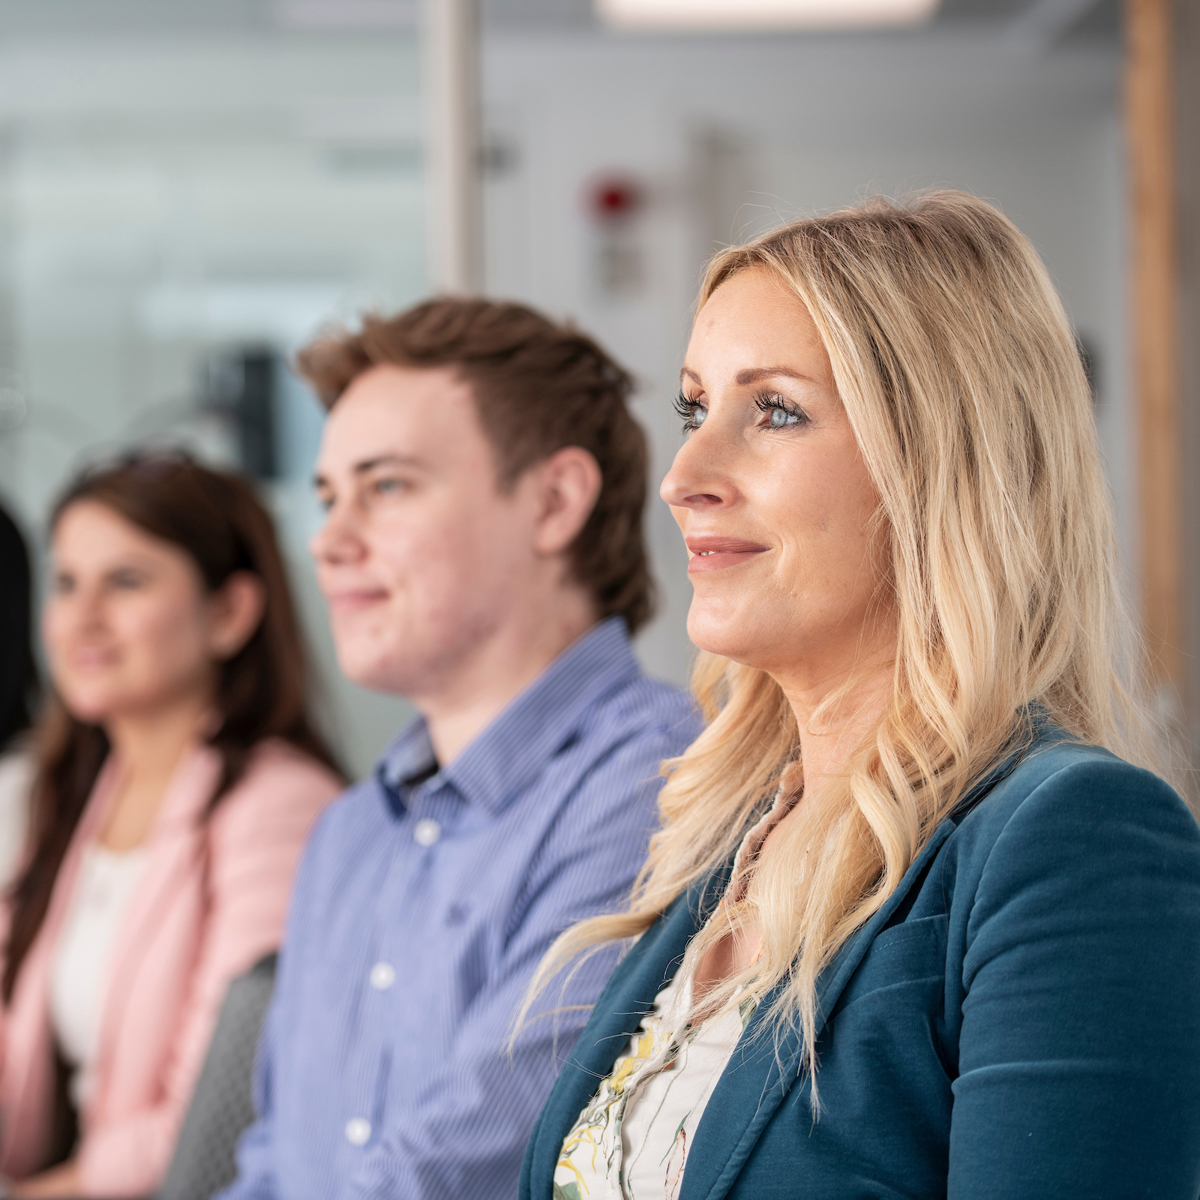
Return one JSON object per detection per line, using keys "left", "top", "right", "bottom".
{"left": 673, "top": 391, "right": 707, "bottom": 432}
{"left": 755, "top": 392, "right": 808, "bottom": 429}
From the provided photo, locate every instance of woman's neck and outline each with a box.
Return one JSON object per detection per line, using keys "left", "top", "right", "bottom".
{"left": 781, "top": 658, "right": 895, "bottom": 801}
{"left": 99, "top": 695, "right": 210, "bottom": 852}
{"left": 693, "top": 659, "right": 896, "bottom": 998}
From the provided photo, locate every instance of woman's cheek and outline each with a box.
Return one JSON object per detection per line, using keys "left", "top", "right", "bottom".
{"left": 42, "top": 607, "right": 80, "bottom": 684}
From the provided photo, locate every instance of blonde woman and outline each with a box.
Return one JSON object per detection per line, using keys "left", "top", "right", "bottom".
{"left": 519, "top": 191, "right": 1200, "bottom": 1200}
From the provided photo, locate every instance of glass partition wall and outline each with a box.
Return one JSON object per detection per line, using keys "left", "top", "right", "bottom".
{"left": 0, "top": 11, "right": 426, "bottom": 770}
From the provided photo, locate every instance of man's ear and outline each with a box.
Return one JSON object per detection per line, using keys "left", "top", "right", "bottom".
{"left": 531, "top": 446, "right": 603, "bottom": 557}
{"left": 207, "top": 571, "right": 268, "bottom": 661}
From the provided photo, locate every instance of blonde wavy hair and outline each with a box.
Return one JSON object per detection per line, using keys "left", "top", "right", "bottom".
{"left": 522, "top": 189, "right": 1164, "bottom": 1091}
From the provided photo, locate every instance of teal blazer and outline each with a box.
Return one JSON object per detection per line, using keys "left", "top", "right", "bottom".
{"left": 520, "top": 732, "right": 1200, "bottom": 1199}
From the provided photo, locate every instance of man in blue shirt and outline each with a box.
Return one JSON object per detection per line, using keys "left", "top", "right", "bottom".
{"left": 222, "top": 299, "right": 698, "bottom": 1200}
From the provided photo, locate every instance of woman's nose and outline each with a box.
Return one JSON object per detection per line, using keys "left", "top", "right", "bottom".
{"left": 660, "top": 426, "right": 732, "bottom": 511}
{"left": 53, "top": 581, "right": 105, "bottom": 631}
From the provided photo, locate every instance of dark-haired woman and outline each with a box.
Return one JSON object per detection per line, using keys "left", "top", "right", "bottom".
{"left": 0, "top": 455, "right": 342, "bottom": 1198}
{"left": 0, "top": 502, "right": 38, "bottom": 888}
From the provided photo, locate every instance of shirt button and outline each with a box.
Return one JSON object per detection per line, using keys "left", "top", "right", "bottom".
{"left": 370, "top": 961, "right": 396, "bottom": 990}
{"left": 345, "top": 1117, "right": 371, "bottom": 1146}
{"left": 413, "top": 817, "right": 441, "bottom": 847}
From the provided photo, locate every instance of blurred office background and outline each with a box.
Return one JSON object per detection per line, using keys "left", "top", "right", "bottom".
{"left": 0, "top": 0, "right": 1193, "bottom": 775}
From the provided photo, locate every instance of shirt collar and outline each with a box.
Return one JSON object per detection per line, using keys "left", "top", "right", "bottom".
{"left": 376, "top": 616, "right": 641, "bottom": 818}
{"left": 377, "top": 720, "right": 439, "bottom": 801}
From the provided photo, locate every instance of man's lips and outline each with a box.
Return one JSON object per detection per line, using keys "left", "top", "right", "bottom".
{"left": 325, "top": 589, "right": 389, "bottom": 615}
{"left": 685, "top": 536, "right": 769, "bottom": 573}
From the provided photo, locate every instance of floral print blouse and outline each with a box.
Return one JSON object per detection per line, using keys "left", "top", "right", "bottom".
{"left": 554, "top": 791, "right": 792, "bottom": 1200}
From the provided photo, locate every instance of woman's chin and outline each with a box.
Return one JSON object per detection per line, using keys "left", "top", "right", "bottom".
{"left": 60, "top": 687, "right": 149, "bottom": 727}
{"left": 61, "top": 701, "right": 112, "bottom": 727}
{"left": 686, "top": 613, "right": 764, "bottom": 668}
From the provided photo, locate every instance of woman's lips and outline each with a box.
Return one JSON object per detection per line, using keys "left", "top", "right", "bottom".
{"left": 68, "top": 647, "right": 119, "bottom": 671}
{"left": 685, "top": 537, "right": 769, "bottom": 573}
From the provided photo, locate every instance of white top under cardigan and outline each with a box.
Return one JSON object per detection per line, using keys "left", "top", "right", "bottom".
{"left": 49, "top": 844, "right": 149, "bottom": 1106}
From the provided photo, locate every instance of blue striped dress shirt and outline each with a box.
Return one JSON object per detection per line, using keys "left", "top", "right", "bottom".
{"left": 222, "top": 617, "right": 700, "bottom": 1200}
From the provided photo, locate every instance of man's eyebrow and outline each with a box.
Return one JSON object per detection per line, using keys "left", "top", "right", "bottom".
{"left": 735, "top": 367, "right": 815, "bottom": 386}
{"left": 311, "top": 454, "right": 425, "bottom": 490}
{"left": 351, "top": 454, "right": 425, "bottom": 474}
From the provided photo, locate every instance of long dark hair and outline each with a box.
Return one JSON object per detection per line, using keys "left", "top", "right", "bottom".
{"left": 3, "top": 451, "right": 341, "bottom": 1002}
{"left": 0, "top": 501, "right": 37, "bottom": 753}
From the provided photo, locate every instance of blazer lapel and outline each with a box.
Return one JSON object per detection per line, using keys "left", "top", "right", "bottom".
{"left": 677, "top": 740, "right": 1037, "bottom": 1200}
{"left": 680, "top": 815, "right": 962, "bottom": 1200}
{"left": 526, "top": 869, "right": 730, "bottom": 1191}
{"left": 100, "top": 748, "right": 217, "bottom": 984}
{"left": 87, "top": 747, "right": 219, "bottom": 1101}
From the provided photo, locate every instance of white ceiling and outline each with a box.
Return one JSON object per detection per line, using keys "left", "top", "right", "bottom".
{"left": 0, "top": 0, "right": 1119, "bottom": 44}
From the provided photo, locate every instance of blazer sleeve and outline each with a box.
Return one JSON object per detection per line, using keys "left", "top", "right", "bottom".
{"left": 76, "top": 747, "right": 340, "bottom": 1197}
{"left": 948, "top": 757, "right": 1200, "bottom": 1200}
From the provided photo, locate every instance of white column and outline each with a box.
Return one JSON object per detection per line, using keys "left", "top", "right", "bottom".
{"left": 422, "top": 0, "right": 482, "bottom": 293}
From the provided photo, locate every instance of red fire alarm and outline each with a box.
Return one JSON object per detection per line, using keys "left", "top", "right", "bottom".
{"left": 586, "top": 175, "right": 645, "bottom": 223}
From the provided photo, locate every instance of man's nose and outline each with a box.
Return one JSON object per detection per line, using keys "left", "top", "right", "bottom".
{"left": 309, "top": 500, "right": 366, "bottom": 566}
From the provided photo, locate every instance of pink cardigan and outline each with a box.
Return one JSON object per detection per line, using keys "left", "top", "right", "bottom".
{"left": 0, "top": 739, "right": 340, "bottom": 1196}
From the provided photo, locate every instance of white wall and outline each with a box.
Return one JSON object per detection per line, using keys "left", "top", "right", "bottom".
{"left": 481, "top": 27, "right": 1129, "bottom": 688}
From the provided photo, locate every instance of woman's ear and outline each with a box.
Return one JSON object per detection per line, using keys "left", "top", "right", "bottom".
{"left": 531, "top": 446, "right": 603, "bottom": 557}
{"left": 207, "top": 571, "right": 267, "bottom": 660}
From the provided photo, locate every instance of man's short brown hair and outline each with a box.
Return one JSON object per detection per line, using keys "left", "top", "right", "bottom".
{"left": 297, "top": 297, "right": 655, "bottom": 634}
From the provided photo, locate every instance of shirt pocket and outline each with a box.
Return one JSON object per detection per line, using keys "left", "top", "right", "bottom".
{"left": 832, "top": 914, "right": 949, "bottom": 1020}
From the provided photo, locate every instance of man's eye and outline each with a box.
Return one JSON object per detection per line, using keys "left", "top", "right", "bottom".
{"left": 371, "top": 477, "right": 408, "bottom": 497}
{"left": 111, "top": 570, "right": 147, "bottom": 589}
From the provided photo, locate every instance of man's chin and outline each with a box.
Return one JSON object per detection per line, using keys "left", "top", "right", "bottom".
{"left": 333, "top": 646, "right": 408, "bottom": 697}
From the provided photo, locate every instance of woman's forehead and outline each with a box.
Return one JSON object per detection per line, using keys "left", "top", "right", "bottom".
{"left": 685, "top": 273, "right": 830, "bottom": 386}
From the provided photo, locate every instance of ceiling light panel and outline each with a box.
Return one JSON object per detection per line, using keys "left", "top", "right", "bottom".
{"left": 596, "top": 0, "right": 941, "bottom": 29}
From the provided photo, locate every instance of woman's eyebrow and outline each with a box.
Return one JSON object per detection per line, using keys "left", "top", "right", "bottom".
{"left": 735, "top": 366, "right": 815, "bottom": 385}
{"left": 680, "top": 366, "right": 818, "bottom": 387}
